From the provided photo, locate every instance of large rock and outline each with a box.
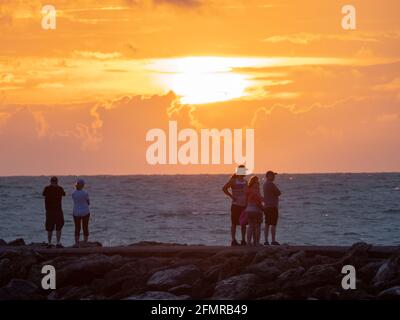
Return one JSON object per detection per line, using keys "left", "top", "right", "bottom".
{"left": 276, "top": 266, "right": 305, "bottom": 289}
{"left": 244, "top": 259, "right": 281, "bottom": 281}
{"left": 91, "top": 258, "right": 167, "bottom": 298}
{"left": 0, "top": 251, "right": 40, "bottom": 285}
{"left": 212, "top": 274, "right": 259, "bottom": 300}
{"left": 288, "top": 251, "right": 306, "bottom": 265}
{"left": 0, "top": 258, "right": 14, "bottom": 287}
{"left": 335, "top": 242, "right": 371, "bottom": 269}
{"left": 124, "top": 291, "right": 190, "bottom": 300}
{"left": 251, "top": 247, "right": 287, "bottom": 264}
{"left": 295, "top": 264, "right": 337, "bottom": 288}
{"left": 0, "top": 239, "right": 7, "bottom": 246}
{"left": 7, "top": 238, "right": 26, "bottom": 246}
{"left": 371, "top": 252, "right": 400, "bottom": 289}
{"left": 191, "top": 278, "right": 215, "bottom": 299}
{"left": 358, "top": 261, "right": 383, "bottom": 283}
{"left": 147, "top": 265, "right": 201, "bottom": 290}
{"left": 377, "top": 286, "right": 400, "bottom": 299}
{"left": 0, "top": 279, "right": 41, "bottom": 300}
{"left": 204, "top": 257, "right": 248, "bottom": 282}
{"left": 38, "top": 254, "right": 126, "bottom": 287}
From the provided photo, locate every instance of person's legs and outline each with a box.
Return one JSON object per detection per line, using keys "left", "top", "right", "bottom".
{"left": 241, "top": 224, "right": 247, "bottom": 243}
{"left": 230, "top": 205, "right": 240, "bottom": 245}
{"left": 246, "top": 223, "right": 253, "bottom": 245}
{"left": 271, "top": 225, "right": 277, "bottom": 242}
{"left": 56, "top": 231, "right": 62, "bottom": 244}
{"left": 270, "top": 208, "right": 279, "bottom": 245}
{"left": 74, "top": 216, "right": 81, "bottom": 246}
{"left": 47, "top": 231, "right": 53, "bottom": 244}
{"left": 45, "top": 212, "right": 54, "bottom": 245}
{"left": 82, "top": 214, "right": 90, "bottom": 242}
{"left": 254, "top": 224, "right": 261, "bottom": 245}
{"left": 264, "top": 224, "right": 270, "bottom": 243}
{"left": 231, "top": 225, "right": 237, "bottom": 241}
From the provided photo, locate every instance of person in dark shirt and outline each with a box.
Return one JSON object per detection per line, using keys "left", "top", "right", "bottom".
{"left": 263, "top": 171, "right": 282, "bottom": 246}
{"left": 42, "top": 176, "right": 66, "bottom": 248}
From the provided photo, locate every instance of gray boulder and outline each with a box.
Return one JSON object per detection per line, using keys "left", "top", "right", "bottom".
{"left": 276, "top": 266, "right": 305, "bottom": 289}
{"left": 7, "top": 238, "right": 25, "bottom": 246}
{"left": 55, "top": 254, "right": 125, "bottom": 287}
{"left": 371, "top": 253, "right": 400, "bottom": 288}
{"left": 212, "top": 274, "right": 259, "bottom": 300}
{"left": 244, "top": 259, "right": 281, "bottom": 281}
{"left": 295, "top": 264, "right": 337, "bottom": 288}
{"left": 147, "top": 265, "right": 201, "bottom": 290}
{"left": 378, "top": 286, "right": 400, "bottom": 299}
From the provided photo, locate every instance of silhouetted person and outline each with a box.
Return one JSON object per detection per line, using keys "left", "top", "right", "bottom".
{"left": 72, "top": 179, "right": 90, "bottom": 248}
{"left": 263, "top": 171, "right": 281, "bottom": 245}
{"left": 222, "top": 165, "right": 248, "bottom": 246}
{"left": 245, "top": 176, "right": 264, "bottom": 246}
{"left": 42, "top": 176, "right": 65, "bottom": 248}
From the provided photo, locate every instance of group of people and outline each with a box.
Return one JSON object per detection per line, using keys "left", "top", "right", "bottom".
{"left": 223, "top": 165, "right": 282, "bottom": 247}
{"left": 42, "top": 167, "right": 280, "bottom": 248}
{"left": 42, "top": 176, "right": 91, "bottom": 248}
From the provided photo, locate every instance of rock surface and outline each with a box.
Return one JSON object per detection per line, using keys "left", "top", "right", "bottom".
{"left": 0, "top": 239, "right": 399, "bottom": 300}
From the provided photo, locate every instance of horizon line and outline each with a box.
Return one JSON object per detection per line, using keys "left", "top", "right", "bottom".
{"left": 1, "top": 171, "right": 399, "bottom": 178}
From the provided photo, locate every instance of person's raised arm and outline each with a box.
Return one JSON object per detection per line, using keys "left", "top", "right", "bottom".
{"left": 222, "top": 177, "right": 234, "bottom": 200}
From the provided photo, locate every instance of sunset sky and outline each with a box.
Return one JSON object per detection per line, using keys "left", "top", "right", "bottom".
{"left": 0, "top": 0, "right": 399, "bottom": 175}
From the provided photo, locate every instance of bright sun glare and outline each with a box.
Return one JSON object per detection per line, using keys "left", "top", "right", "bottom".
{"left": 149, "top": 56, "right": 350, "bottom": 105}
{"left": 151, "top": 57, "right": 259, "bottom": 105}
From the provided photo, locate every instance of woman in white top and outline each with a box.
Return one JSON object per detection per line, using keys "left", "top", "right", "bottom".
{"left": 72, "top": 179, "right": 90, "bottom": 248}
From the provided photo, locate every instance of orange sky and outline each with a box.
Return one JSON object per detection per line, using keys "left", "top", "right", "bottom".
{"left": 0, "top": 0, "right": 399, "bottom": 175}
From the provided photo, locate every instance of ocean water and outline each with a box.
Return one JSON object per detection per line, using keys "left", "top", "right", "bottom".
{"left": 0, "top": 174, "right": 399, "bottom": 246}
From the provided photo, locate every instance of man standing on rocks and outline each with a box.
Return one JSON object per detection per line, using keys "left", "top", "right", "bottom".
{"left": 222, "top": 165, "right": 248, "bottom": 246}
{"left": 42, "top": 176, "right": 66, "bottom": 248}
{"left": 263, "top": 171, "right": 281, "bottom": 246}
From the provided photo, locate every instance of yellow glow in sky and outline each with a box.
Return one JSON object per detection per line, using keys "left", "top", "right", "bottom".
{"left": 150, "top": 56, "right": 350, "bottom": 104}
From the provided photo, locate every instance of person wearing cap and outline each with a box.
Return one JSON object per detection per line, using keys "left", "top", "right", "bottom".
{"left": 263, "top": 171, "right": 281, "bottom": 245}
{"left": 42, "top": 176, "right": 66, "bottom": 248}
{"left": 72, "top": 179, "right": 91, "bottom": 248}
{"left": 222, "top": 165, "right": 248, "bottom": 246}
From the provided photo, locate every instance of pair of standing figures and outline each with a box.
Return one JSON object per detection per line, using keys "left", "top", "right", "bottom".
{"left": 42, "top": 177, "right": 91, "bottom": 248}
{"left": 223, "top": 165, "right": 282, "bottom": 246}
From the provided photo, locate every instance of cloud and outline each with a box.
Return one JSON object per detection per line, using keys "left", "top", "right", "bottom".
{"left": 374, "top": 78, "right": 400, "bottom": 92}
{"left": 153, "top": 0, "right": 201, "bottom": 7}
{"left": 262, "top": 32, "right": 380, "bottom": 45}
{"left": 72, "top": 51, "right": 122, "bottom": 60}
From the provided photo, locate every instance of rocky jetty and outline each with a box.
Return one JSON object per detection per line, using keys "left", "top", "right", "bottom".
{"left": 0, "top": 239, "right": 399, "bottom": 300}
